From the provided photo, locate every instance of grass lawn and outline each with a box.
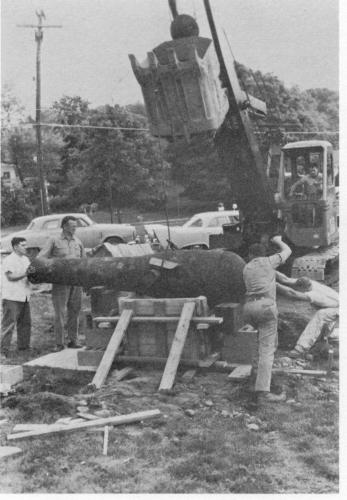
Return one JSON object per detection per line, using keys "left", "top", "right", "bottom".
{"left": 0, "top": 290, "right": 339, "bottom": 494}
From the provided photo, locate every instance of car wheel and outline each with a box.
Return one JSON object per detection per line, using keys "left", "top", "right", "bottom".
{"left": 104, "top": 236, "right": 124, "bottom": 245}
{"left": 27, "top": 247, "right": 40, "bottom": 260}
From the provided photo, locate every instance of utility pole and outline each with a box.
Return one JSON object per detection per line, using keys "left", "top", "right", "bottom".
{"left": 18, "top": 10, "right": 62, "bottom": 215}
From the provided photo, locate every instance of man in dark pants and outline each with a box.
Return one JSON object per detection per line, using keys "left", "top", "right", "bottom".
{"left": 243, "top": 235, "right": 292, "bottom": 405}
{"left": 1, "top": 237, "right": 32, "bottom": 356}
{"left": 38, "top": 215, "right": 86, "bottom": 351}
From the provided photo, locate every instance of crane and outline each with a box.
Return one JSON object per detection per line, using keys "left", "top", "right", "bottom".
{"left": 129, "top": 0, "right": 338, "bottom": 280}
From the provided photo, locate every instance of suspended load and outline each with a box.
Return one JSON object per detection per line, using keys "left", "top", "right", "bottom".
{"left": 129, "top": 14, "right": 229, "bottom": 139}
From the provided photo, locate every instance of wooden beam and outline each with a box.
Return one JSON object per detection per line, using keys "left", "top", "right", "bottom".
{"left": 114, "top": 367, "right": 133, "bottom": 381}
{"left": 228, "top": 365, "right": 252, "bottom": 380}
{"left": 116, "top": 356, "right": 245, "bottom": 372}
{"left": 12, "top": 424, "right": 50, "bottom": 433}
{"left": 93, "top": 315, "right": 222, "bottom": 325}
{"left": 7, "top": 409, "right": 161, "bottom": 441}
{"left": 90, "top": 309, "right": 133, "bottom": 389}
{"left": 159, "top": 301, "right": 196, "bottom": 392}
{"left": 272, "top": 368, "right": 327, "bottom": 376}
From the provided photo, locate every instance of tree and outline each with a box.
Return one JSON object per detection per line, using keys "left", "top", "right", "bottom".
{"left": 71, "top": 104, "right": 166, "bottom": 210}
{"left": 1, "top": 84, "right": 24, "bottom": 132}
{"left": 49, "top": 98, "right": 166, "bottom": 211}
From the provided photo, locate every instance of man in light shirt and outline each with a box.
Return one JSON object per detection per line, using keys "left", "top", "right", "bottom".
{"left": 243, "top": 235, "right": 292, "bottom": 404}
{"left": 1, "top": 237, "right": 32, "bottom": 357}
{"left": 38, "top": 215, "right": 86, "bottom": 351}
{"left": 276, "top": 274, "right": 339, "bottom": 357}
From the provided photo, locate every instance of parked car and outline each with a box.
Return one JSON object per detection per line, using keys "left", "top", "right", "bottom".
{"left": 145, "top": 210, "right": 240, "bottom": 250}
{"left": 0, "top": 213, "right": 137, "bottom": 258}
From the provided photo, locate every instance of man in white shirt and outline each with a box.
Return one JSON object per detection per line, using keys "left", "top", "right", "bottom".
{"left": 276, "top": 274, "right": 339, "bottom": 357}
{"left": 1, "top": 237, "right": 32, "bottom": 356}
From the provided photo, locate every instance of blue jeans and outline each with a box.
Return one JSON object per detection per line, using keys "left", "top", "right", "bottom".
{"left": 243, "top": 298, "right": 278, "bottom": 392}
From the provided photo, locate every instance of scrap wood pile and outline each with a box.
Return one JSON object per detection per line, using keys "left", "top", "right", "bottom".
{"left": 1, "top": 382, "right": 161, "bottom": 455}
{"left": 6, "top": 409, "right": 162, "bottom": 442}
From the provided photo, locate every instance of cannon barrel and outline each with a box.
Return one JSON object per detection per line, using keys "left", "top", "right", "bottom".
{"left": 27, "top": 250, "right": 246, "bottom": 306}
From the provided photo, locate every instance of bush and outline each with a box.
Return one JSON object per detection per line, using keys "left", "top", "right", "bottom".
{"left": 1, "top": 185, "right": 36, "bottom": 226}
{"left": 49, "top": 194, "right": 77, "bottom": 213}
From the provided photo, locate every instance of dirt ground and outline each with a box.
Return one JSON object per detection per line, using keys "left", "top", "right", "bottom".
{"left": 0, "top": 284, "right": 339, "bottom": 494}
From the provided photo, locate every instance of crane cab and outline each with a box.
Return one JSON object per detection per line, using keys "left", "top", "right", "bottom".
{"left": 277, "top": 140, "right": 338, "bottom": 248}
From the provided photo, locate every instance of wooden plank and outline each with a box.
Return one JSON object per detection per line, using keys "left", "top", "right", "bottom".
{"left": 90, "top": 309, "right": 133, "bottom": 389}
{"left": 93, "top": 315, "right": 222, "bottom": 324}
{"left": 78, "top": 351, "right": 249, "bottom": 372}
{"left": 0, "top": 446, "right": 22, "bottom": 459}
{"left": 12, "top": 424, "right": 50, "bottom": 433}
{"left": 228, "top": 365, "right": 252, "bottom": 380}
{"left": 272, "top": 368, "right": 327, "bottom": 376}
{"left": 159, "top": 301, "right": 196, "bottom": 392}
{"left": 118, "top": 296, "right": 208, "bottom": 317}
{"left": 114, "top": 367, "right": 133, "bottom": 381}
{"left": 7, "top": 409, "right": 161, "bottom": 441}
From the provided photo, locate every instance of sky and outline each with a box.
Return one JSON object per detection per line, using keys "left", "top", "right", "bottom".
{"left": 1, "top": 0, "right": 340, "bottom": 117}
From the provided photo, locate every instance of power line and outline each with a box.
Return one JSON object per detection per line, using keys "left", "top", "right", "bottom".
{"left": 24, "top": 123, "right": 149, "bottom": 131}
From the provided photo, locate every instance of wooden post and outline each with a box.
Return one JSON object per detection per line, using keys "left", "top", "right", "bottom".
{"left": 159, "top": 301, "right": 195, "bottom": 391}
{"left": 90, "top": 309, "right": 133, "bottom": 389}
{"left": 103, "top": 426, "right": 109, "bottom": 455}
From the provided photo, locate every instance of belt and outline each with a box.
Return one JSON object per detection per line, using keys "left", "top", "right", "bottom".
{"left": 246, "top": 295, "right": 267, "bottom": 302}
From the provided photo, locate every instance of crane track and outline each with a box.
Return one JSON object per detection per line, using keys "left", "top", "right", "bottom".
{"left": 291, "top": 242, "right": 339, "bottom": 286}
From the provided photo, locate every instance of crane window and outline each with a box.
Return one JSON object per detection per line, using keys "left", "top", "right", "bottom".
{"left": 283, "top": 149, "right": 323, "bottom": 200}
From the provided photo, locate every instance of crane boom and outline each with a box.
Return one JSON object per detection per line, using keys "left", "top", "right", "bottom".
{"left": 202, "top": 0, "right": 276, "bottom": 225}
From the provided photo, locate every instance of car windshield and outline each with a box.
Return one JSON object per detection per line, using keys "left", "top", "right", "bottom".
{"left": 185, "top": 218, "right": 203, "bottom": 227}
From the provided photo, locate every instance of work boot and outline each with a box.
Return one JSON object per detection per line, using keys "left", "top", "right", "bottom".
{"left": 67, "top": 341, "right": 83, "bottom": 349}
{"left": 288, "top": 347, "right": 305, "bottom": 359}
{"left": 256, "top": 391, "right": 286, "bottom": 404}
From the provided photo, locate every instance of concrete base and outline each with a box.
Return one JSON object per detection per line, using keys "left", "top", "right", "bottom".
{"left": 78, "top": 349, "right": 102, "bottom": 367}
{"left": 23, "top": 349, "right": 97, "bottom": 373}
{"left": 0, "top": 365, "right": 23, "bottom": 386}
